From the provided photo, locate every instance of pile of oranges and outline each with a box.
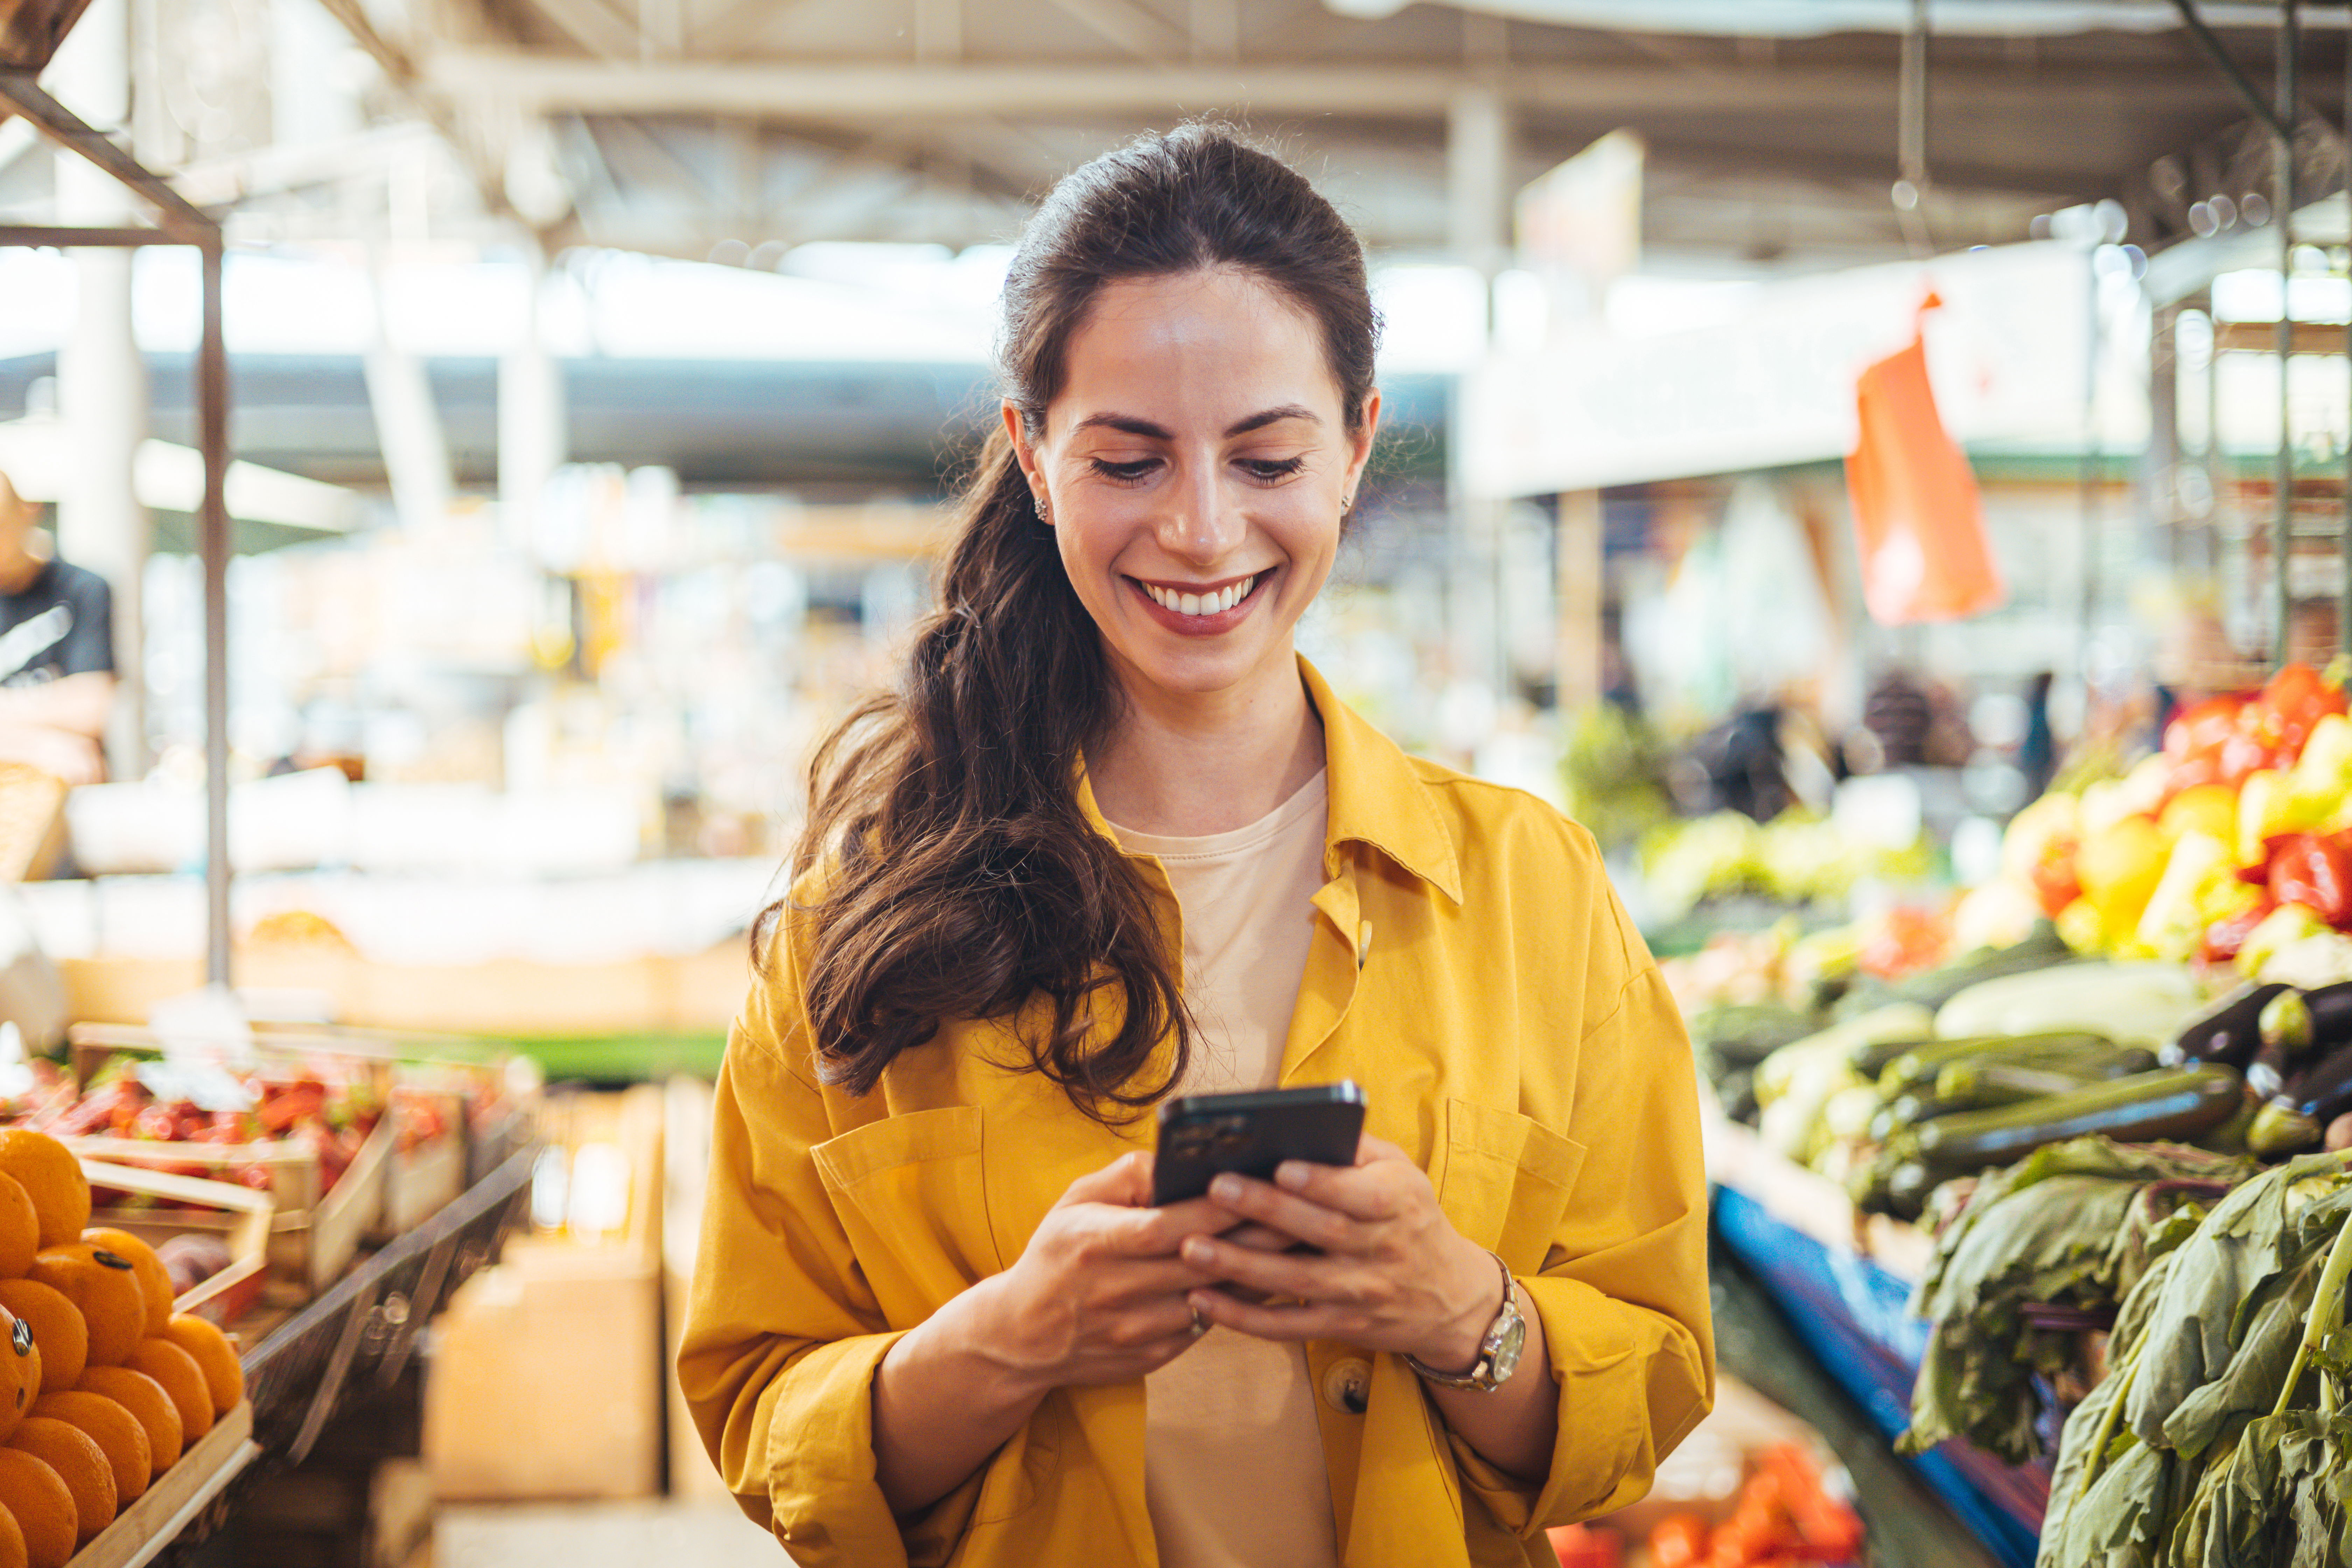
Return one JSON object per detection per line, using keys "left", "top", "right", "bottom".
{"left": 0, "top": 1128, "right": 246, "bottom": 1568}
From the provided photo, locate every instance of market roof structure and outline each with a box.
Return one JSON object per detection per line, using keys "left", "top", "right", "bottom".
{"left": 4, "top": 1, "right": 2346, "bottom": 273}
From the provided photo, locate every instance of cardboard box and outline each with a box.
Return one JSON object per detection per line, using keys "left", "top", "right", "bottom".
{"left": 423, "top": 1239, "right": 663, "bottom": 1502}
{"left": 423, "top": 1085, "right": 666, "bottom": 1502}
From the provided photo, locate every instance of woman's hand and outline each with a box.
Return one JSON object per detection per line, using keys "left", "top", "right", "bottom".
{"left": 876, "top": 1148, "right": 1266, "bottom": 1514}
{"left": 1177, "top": 1134, "right": 1500, "bottom": 1371}
{"left": 967, "top": 1149, "right": 1246, "bottom": 1396}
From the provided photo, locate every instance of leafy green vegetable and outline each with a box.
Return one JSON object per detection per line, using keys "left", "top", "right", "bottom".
{"left": 1901, "top": 1138, "right": 2254, "bottom": 1462}
{"left": 2038, "top": 1152, "right": 2352, "bottom": 1568}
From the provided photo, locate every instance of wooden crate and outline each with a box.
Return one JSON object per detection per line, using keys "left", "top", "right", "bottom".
{"left": 78, "top": 1158, "right": 274, "bottom": 1325}
{"left": 67, "top": 1118, "right": 392, "bottom": 1300}
{"left": 63, "top": 1399, "right": 256, "bottom": 1568}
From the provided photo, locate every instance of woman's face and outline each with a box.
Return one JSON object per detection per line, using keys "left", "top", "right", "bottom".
{"left": 1007, "top": 268, "right": 1378, "bottom": 707}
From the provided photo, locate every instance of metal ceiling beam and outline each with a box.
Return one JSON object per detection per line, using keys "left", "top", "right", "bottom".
{"left": 0, "top": 66, "right": 213, "bottom": 237}
{"left": 427, "top": 50, "right": 2258, "bottom": 119}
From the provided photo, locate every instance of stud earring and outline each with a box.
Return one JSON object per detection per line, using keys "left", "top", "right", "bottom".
{"left": 1033, "top": 495, "right": 1049, "bottom": 522}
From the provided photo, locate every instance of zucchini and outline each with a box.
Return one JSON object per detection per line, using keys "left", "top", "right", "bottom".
{"left": 1934, "top": 961, "right": 2203, "bottom": 1047}
{"left": 1932, "top": 1049, "right": 2156, "bottom": 1104}
{"left": 1849, "top": 1033, "right": 1942, "bottom": 1079}
{"left": 1933, "top": 1061, "right": 2104, "bottom": 1104}
{"left": 1870, "top": 1091, "right": 2008, "bottom": 1143}
{"left": 1693, "top": 1003, "right": 1824, "bottom": 1067}
{"left": 1875, "top": 1032, "right": 2120, "bottom": 1096}
{"left": 1911, "top": 1066, "right": 2247, "bottom": 1176}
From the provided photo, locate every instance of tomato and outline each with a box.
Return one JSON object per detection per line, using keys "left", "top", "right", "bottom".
{"left": 1649, "top": 1512, "right": 1711, "bottom": 1568}
{"left": 2165, "top": 695, "right": 2248, "bottom": 761}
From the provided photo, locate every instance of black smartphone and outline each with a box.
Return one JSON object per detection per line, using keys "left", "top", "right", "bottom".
{"left": 1150, "top": 1081, "right": 1367, "bottom": 1206}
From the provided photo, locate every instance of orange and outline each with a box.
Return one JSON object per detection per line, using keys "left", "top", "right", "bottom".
{"left": 125, "top": 1338, "right": 210, "bottom": 1441}
{"left": 0, "top": 1309, "right": 38, "bottom": 1444}
{"left": 73, "top": 1368, "right": 177, "bottom": 1480}
{"left": 160, "top": 1315, "right": 242, "bottom": 1416}
{"left": 24, "top": 1245, "right": 143, "bottom": 1367}
{"left": 0, "top": 1447, "right": 74, "bottom": 1568}
{"left": 0, "top": 1285, "right": 82, "bottom": 1397}
{"left": 0, "top": 1178, "right": 35, "bottom": 1281}
{"left": 79, "top": 1231, "right": 170, "bottom": 1338}
{"left": 0, "top": 1138, "right": 86, "bottom": 1253}
{"left": 26, "top": 1392, "right": 144, "bottom": 1507}
{"left": 2, "top": 1419, "right": 110, "bottom": 1545}
{"left": 0, "top": 1500, "right": 26, "bottom": 1568}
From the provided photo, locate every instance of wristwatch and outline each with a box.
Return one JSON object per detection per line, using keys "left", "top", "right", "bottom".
{"left": 1405, "top": 1250, "right": 1525, "bottom": 1392}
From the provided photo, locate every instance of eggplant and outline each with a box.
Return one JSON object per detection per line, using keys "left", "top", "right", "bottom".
{"left": 2247, "top": 1041, "right": 2352, "bottom": 1156}
{"left": 2302, "top": 982, "right": 2352, "bottom": 1046}
{"left": 2160, "top": 981, "right": 2289, "bottom": 1070}
{"left": 1911, "top": 1065, "right": 2247, "bottom": 1176}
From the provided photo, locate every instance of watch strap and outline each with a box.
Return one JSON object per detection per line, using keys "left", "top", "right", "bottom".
{"left": 1404, "top": 1250, "right": 1520, "bottom": 1391}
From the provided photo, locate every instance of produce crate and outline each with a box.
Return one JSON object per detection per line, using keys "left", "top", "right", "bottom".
{"left": 63, "top": 1027, "right": 400, "bottom": 1298}
{"left": 78, "top": 1158, "right": 275, "bottom": 1325}
{"left": 63, "top": 1399, "right": 256, "bottom": 1568}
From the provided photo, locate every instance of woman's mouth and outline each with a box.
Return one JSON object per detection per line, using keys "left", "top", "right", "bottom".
{"left": 1126, "top": 571, "right": 1270, "bottom": 635}
{"left": 1140, "top": 574, "right": 1256, "bottom": 616}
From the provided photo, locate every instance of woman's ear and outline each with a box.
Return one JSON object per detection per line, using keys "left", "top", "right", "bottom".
{"left": 1346, "top": 389, "right": 1383, "bottom": 500}
{"left": 1003, "top": 401, "right": 1043, "bottom": 495}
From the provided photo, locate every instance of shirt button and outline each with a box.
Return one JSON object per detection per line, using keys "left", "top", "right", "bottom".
{"left": 1321, "top": 1357, "right": 1372, "bottom": 1415}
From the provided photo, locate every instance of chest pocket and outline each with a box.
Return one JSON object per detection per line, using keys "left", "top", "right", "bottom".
{"left": 811, "top": 1105, "right": 997, "bottom": 1328}
{"left": 1432, "top": 1098, "right": 1587, "bottom": 1276}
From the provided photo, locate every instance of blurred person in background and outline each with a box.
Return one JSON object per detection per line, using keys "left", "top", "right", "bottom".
{"left": 0, "top": 469, "right": 114, "bottom": 786}
{"left": 679, "top": 125, "right": 1712, "bottom": 1568}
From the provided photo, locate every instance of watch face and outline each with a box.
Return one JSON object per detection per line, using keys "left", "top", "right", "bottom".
{"left": 1486, "top": 1312, "right": 1527, "bottom": 1386}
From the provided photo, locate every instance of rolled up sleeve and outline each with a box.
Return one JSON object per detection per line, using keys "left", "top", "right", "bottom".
{"left": 1452, "top": 953, "right": 1715, "bottom": 1535}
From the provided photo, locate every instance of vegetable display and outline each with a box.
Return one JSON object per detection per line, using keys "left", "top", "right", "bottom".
{"left": 2034, "top": 1153, "right": 2352, "bottom": 1568}
{"left": 1899, "top": 1137, "right": 2254, "bottom": 1463}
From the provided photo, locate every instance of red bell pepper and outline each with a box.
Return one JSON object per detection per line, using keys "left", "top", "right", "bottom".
{"left": 2262, "top": 833, "right": 2352, "bottom": 927}
{"left": 2165, "top": 694, "right": 2248, "bottom": 762}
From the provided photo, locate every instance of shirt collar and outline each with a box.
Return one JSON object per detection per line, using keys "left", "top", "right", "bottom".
{"left": 1073, "top": 655, "right": 1463, "bottom": 906}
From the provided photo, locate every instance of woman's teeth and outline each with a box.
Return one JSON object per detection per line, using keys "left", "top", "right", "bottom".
{"left": 1144, "top": 575, "right": 1256, "bottom": 616}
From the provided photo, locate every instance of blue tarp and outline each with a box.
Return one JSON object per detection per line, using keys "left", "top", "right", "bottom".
{"left": 1712, "top": 1184, "right": 2046, "bottom": 1568}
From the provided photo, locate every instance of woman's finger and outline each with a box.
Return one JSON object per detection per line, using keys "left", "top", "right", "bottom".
{"left": 1206, "top": 1173, "right": 1371, "bottom": 1252}
{"left": 1267, "top": 1156, "right": 1415, "bottom": 1223}
{"left": 1186, "top": 1288, "right": 1349, "bottom": 1345}
{"left": 1177, "top": 1230, "right": 1370, "bottom": 1301}
{"left": 1053, "top": 1149, "right": 1152, "bottom": 1210}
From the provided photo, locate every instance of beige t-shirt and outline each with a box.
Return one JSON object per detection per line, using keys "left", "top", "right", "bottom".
{"left": 1109, "top": 771, "right": 1342, "bottom": 1568}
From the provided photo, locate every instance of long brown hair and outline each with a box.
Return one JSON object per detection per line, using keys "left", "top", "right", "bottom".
{"left": 765, "top": 123, "right": 1380, "bottom": 1119}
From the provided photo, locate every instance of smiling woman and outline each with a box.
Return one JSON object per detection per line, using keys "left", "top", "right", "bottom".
{"left": 677, "top": 123, "right": 1714, "bottom": 1568}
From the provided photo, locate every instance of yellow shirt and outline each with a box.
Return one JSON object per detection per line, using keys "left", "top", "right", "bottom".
{"left": 677, "top": 659, "right": 1715, "bottom": 1568}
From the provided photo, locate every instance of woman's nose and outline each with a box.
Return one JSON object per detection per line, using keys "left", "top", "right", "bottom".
{"left": 1157, "top": 463, "right": 1244, "bottom": 564}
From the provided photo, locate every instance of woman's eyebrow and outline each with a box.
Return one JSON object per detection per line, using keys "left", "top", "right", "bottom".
{"left": 1225, "top": 404, "right": 1321, "bottom": 436}
{"left": 1068, "top": 405, "right": 1322, "bottom": 440}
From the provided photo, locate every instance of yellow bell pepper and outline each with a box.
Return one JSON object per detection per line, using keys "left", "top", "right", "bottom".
{"left": 2160, "top": 784, "right": 2237, "bottom": 847}
{"left": 2134, "top": 829, "right": 2236, "bottom": 961}
{"left": 2075, "top": 814, "right": 2169, "bottom": 947}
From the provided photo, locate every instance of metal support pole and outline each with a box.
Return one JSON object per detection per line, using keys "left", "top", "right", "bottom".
{"left": 2274, "top": 0, "right": 2297, "bottom": 670}
{"left": 0, "top": 52, "right": 234, "bottom": 990}
{"left": 2167, "top": 0, "right": 2293, "bottom": 143}
{"left": 199, "top": 239, "right": 232, "bottom": 989}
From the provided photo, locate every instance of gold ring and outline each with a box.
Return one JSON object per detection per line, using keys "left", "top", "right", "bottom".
{"left": 1189, "top": 1305, "right": 1208, "bottom": 1337}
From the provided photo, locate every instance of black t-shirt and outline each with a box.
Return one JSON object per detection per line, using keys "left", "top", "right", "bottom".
{"left": 0, "top": 560, "right": 114, "bottom": 688}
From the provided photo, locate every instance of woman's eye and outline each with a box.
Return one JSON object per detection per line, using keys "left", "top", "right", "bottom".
{"left": 1089, "top": 457, "right": 1158, "bottom": 483}
{"left": 1239, "top": 457, "right": 1307, "bottom": 482}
